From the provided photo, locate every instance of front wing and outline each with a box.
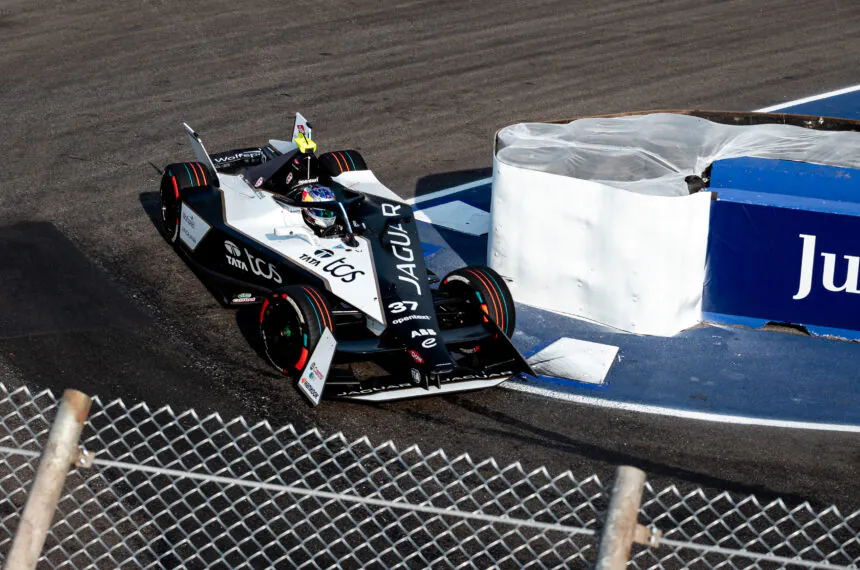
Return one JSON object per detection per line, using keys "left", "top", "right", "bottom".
{"left": 325, "top": 319, "right": 535, "bottom": 402}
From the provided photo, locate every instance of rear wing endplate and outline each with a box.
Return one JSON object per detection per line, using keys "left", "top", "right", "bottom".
{"left": 182, "top": 123, "right": 218, "bottom": 178}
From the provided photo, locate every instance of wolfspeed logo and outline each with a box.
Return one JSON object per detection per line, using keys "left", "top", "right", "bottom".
{"left": 382, "top": 203, "right": 422, "bottom": 295}
{"left": 212, "top": 150, "right": 262, "bottom": 164}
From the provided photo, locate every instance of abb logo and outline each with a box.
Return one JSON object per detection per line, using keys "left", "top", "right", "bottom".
{"left": 411, "top": 328, "right": 437, "bottom": 348}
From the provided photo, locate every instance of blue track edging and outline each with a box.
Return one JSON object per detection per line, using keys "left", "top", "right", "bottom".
{"left": 413, "top": 93, "right": 860, "bottom": 426}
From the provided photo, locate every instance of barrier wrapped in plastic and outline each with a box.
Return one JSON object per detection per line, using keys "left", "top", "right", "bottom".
{"left": 496, "top": 113, "right": 860, "bottom": 197}
{"left": 489, "top": 113, "right": 860, "bottom": 336}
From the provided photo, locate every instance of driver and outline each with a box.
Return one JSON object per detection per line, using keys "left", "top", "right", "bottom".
{"left": 300, "top": 184, "right": 336, "bottom": 233}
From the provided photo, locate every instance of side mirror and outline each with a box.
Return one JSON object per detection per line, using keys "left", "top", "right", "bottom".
{"left": 273, "top": 227, "right": 316, "bottom": 245}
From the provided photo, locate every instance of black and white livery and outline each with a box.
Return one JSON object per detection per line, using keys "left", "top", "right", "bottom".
{"left": 159, "top": 113, "right": 532, "bottom": 404}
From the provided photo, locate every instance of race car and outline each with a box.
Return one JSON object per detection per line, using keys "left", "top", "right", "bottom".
{"left": 159, "top": 113, "right": 533, "bottom": 404}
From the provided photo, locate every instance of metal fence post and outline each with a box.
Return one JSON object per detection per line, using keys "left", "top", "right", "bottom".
{"left": 4, "top": 389, "right": 92, "bottom": 570}
{"left": 595, "top": 465, "right": 647, "bottom": 570}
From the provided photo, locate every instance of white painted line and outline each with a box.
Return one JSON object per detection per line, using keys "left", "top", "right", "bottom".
{"left": 526, "top": 337, "right": 619, "bottom": 385}
{"left": 407, "top": 177, "right": 492, "bottom": 206}
{"left": 754, "top": 83, "right": 860, "bottom": 113}
{"left": 414, "top": 200, "right": 491, "bottom": 235}
{"left": 502, "top": 380, "right": 860, "bottom": 433}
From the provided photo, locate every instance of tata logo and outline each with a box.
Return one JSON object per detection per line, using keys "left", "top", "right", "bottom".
{"left": 227, "top": 256, "right": 248, "bottom": 271}
{"left": 224, "top": 240, "right": 248, "bottom": 270}
{"left": 793, "top": 234, "right": 860, "bottom": 300}
{"left": 298, "top": 249, "right": 334, "bottom": 268}
{"left": 224, "top": 241, "right": 242, "bottom": 257}
{"left": 299, "top": 253, "right": 364, "bottom": 283}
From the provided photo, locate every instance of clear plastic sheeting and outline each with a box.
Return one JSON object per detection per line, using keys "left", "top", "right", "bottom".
{"left": 496, "top": 113, "right": 860, "bottom": 196}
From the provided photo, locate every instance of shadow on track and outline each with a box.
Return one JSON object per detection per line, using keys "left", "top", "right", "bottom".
{"left": 139, "top": 190, "right": 162, "bottom": 234}
{"left": 436, "top": 394, "right": 821, "bottom": 507}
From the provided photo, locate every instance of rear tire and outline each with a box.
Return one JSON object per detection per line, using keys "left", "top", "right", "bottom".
{"left": 159, "top": 162, "right": 212, "bottom": 244}
{"left": 439, "top": 265, "right": 516, "bottom": 338}
{"left": 319, "top": 150, "right": 367, "bottom": 177}
{"left": 260, "top": 285, "right": 334, "bottom": 378}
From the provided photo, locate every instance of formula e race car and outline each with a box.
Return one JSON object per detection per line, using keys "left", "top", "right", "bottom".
{"left": 159, "top": 113, "right": 533, "bottom": 404}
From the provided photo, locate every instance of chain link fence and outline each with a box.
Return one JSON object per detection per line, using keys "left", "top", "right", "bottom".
{"left": 0, "top": 383, "right": 856, "bottom": 569}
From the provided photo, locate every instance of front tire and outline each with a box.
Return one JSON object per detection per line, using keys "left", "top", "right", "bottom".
{"left": 159, "top": 169, "right": 181, "bottom": 244}
{"left": 260, "top": 286, "right": 334, "bottom": 378}
{"left": 439, "top": 265, "right": 516, "bottom": 338}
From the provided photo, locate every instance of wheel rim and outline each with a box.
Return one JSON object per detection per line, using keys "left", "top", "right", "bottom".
{"left": 441, "top": 281, "right": 484, "bottom": 326}
{"left": 160, "top": 183, "right": 179, "bottom": 241}
{"left": 441, "top": 275, "right": 513, "bottom": 338}
{"left": 261, "top": 299, "right": 306, "bottom": 374}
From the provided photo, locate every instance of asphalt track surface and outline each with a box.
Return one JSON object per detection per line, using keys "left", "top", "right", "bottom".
{"left": 0, "top": 0, "right": 858, "bottom": 512}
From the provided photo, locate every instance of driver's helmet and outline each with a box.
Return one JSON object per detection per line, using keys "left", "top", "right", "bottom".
{"left": 300, "top": 184, "right": 336, "bottom": 231}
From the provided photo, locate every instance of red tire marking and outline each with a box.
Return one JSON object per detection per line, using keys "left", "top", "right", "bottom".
{"left": 338, "top": 152, "right": 351, "bottom": 171}
{"left": 331, "top": 152, "right": 346, "bottom": 174}
{"left": 197, "top": 162, "right": 208, "bottom": 185}
{"left": 477, "top": 270, "right": 505, "bottom": 331}
{"left": 260, "top": 299, "right": 269, "bottom": 324}
{"left": 189, "top": 162, "right": 201, "bottom": 186}
{"left": 303, "top": 286, "right": 331, "bottom": 331}
{"left": 468, "top": 269, "right": 503, "bottom": 331}
{"left": 312, "top": 288, "right": 333, "bottom": 330}
{"left": 171, "top": 176, "right": 179, "bottom": 199}
{"left": 295, "top": 347, "right": 309, "bottom": 370}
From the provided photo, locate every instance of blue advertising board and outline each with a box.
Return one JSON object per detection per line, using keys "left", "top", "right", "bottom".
{"left": 704, "top": 158, "right": 860, "bottom": 333}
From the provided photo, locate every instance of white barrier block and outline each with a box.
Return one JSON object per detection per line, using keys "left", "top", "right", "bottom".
{"left": 526, "top": 337, "right": 619, "bottom": 385}
{"left": 414, "top": 201, "right": 490, "bottom": 235}
{"left": 489, "top": 158, "right": 712, "bottom": 336}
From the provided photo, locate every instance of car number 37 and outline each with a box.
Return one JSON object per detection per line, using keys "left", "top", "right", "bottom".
{"left": 388, "top": 301, "right": 418, "bottom": 314}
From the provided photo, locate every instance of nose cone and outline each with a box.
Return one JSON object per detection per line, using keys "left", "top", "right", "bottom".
{"left": 408, "top": 338, "right": 455, "bottom": 374}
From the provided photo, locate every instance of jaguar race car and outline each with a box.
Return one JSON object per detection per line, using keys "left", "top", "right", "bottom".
{"left": 159, "top": 113, "right": 533, "bottom": 404}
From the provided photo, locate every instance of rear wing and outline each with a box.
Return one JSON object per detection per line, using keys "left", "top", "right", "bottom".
{"left": 182, "top": 123, "right": 218, "bottom": 179}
